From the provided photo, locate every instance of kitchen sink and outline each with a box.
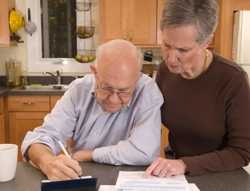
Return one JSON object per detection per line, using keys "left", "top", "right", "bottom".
{"left": 14, "top": 84, "right": 69, "bottom": 91}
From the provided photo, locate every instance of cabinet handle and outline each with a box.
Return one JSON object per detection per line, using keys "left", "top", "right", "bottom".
{"left": 127, "top": 31, "right": 133, "bottom": 41}
{"left": 22, "top": 101, "right": 34, "bottom": 105}
{"left": 122, "top": 36, "right": 128, "bottom": 40}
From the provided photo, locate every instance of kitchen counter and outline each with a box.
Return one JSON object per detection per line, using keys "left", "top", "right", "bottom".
{"left": 8, "top": 86, "right": 66, "bottom": 96}
{"left": 0, "top": 86, "right": 66, "bottom": 96}
{"left": 0, "top": 87, "right": 9, "bottom": 96}
{"left": 1, "top": 162, "right": 250, "bottom": 191}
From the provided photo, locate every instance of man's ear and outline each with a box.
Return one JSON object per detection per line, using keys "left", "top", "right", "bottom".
{"left": 90, "top": 64, "right": 97, "bottom": 75}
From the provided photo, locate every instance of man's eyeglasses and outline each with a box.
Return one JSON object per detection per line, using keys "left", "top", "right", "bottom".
{"left": 95, "top": 85, "right": 133, "bottom": 102}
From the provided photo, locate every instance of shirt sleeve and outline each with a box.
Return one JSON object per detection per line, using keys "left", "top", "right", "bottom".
{"left": 181, "top": 71, "right": 250, "bottom": 175}
{"left": 21, "top": 83, "right": 79, "bottom": 158}
{"left": 92, "top": 80, "right": 163, "bottom": 165}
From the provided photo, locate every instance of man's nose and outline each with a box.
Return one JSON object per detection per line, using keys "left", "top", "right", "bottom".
{"left": 108, "top": 92, "right": 121, "bottom": 103}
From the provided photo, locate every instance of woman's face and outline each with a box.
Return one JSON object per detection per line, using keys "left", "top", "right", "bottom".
{"left": 161, "top": 25, "right": 209, "bottom": 79}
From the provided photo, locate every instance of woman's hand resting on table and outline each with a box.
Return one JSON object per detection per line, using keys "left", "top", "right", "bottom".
{"left": 145, "top": 157, "right": 186, "bottom": 177}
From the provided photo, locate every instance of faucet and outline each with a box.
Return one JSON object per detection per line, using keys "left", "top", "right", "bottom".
{"left": 45, "top": 70, "right": 61, "bottom": 85}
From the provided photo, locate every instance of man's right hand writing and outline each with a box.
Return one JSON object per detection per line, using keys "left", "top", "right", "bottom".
{"left": 40, "top": 154, "right": 82, "bottom": 180}
{"left": 27, "top": 143, "right": 82, "bottom": 181}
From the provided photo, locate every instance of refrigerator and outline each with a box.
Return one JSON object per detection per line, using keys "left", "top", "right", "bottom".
{"left": 232, "top": 10, "right": 250, "bottom": 78}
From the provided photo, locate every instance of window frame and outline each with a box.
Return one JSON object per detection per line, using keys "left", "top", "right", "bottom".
{"left": 26, "top": 0, "right": 91, "bottom": 74}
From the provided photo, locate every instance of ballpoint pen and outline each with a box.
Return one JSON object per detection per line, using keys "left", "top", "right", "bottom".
{"left": 56, "top": 140, "right": 92, "bottom": 179}
{"left": 57, "top": 140, "right": 71, "bottom": 158}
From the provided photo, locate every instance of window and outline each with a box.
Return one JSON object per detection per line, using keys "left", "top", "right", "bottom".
{"left": 26, "top": 0, "right": 92, "bottom": 74}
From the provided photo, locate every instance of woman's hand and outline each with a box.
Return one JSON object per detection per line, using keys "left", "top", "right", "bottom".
{"left": 145, "top": 157, "right": 186, "bottom": 177}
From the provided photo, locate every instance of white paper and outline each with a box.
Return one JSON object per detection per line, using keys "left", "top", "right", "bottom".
{"left": 99, "top": 184, "right": 200, "bottom": 191}
{"left": 99, "top": 185, "right": 117, "bottom": 191}
{"left": 115, "top": 171, "right": 189, "bottom": 191}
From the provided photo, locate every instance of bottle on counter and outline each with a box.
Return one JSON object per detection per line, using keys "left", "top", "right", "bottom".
{"left": 5, "top": 59, "right": 22, "bottom": 87}
{"left": 14, "top": 60, "right": 21, "bottom": 87}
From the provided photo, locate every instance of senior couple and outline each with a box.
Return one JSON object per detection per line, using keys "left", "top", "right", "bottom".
{"left": 22, "top": 0, "right": 250, "bottom": 180}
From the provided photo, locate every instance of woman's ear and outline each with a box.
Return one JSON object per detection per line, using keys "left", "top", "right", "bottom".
{"left": 204, "top": 34, "right": 214, "bottom": 48}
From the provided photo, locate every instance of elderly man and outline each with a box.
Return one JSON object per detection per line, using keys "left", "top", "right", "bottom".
{"left": 21, "top": 39, "right": 163, "bottom": 180}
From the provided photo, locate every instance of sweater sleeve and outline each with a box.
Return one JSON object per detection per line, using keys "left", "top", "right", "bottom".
{"left": 181, "top": 71, "right": 250, "bottom": 176}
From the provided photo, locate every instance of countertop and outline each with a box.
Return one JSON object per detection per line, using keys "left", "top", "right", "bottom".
{"left": 0, "top": 87, "right": 66, "bottom": 96}
{"left": 0, "top": 87, "right": 9, "bottom": 96}
{"left": 8, "top": 87, "right": 66, "bottom": 96}
{"left": 1, "top": 162, "right": 250, "bottom": 191}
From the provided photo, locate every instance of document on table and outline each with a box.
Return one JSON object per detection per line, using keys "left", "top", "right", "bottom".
{"left": 115, "top": 171, "right": 192, "bottom": 191}
{"left": 99, "top": 184, "right": 200, "bottom": 191}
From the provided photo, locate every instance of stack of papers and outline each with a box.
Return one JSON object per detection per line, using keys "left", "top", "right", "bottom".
{"left": 116, "top": 171, "right": 189, "bottom": 191}
{"left": 99, "top": 171, "right": 200, "bottom": 191}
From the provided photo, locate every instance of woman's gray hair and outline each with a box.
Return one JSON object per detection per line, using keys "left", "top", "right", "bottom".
{"left": 160, "top": 0, "right": 218, "bottom": 43}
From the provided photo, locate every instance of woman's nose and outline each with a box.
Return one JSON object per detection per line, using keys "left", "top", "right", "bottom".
{"left": 167, "top": 49, "right": 178, "bottom": 64}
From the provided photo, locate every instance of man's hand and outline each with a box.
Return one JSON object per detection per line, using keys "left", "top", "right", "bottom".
{"left": 145, "top": 157, "right": 186, "bottom": 177}
{"left": 40, "top": 154, "right": 82, "bottom": 180}
{"left": 72, "top": 149, "right": 93, "bottom": 162}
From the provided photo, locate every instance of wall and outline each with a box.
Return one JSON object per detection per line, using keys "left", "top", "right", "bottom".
{"left": 0, "top": 0, "right": 27, "bottom": 75}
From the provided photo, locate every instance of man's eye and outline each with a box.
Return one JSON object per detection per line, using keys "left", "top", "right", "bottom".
{"left": 119, "top": 92, "right": 131, "bottom": 97}
{"left": 164, "top": 44, "right": 171, "bottom": 49}
{"left": 178, "top": 49, "right": 189, "bottom": 53}
{"left": 101, "top": 87, "right": 112, "bottom": 91}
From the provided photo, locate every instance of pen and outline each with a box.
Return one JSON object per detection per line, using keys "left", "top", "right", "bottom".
{"left": 57, "top": 140, "right": 71, "bottom": 158}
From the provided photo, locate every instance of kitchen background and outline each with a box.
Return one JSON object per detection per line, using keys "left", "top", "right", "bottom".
{"left": 0, "top": 0, "right": 250, "bottom": 80}
{"left": 0, "top": 0, "right": 163, "bottom": 80}
{"left": 0, "top": 0, "right": 250, "bottom": 172}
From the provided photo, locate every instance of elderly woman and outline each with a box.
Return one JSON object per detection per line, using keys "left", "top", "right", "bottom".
{"left": 146, "top": 0, "right": 250, "bottom": 176}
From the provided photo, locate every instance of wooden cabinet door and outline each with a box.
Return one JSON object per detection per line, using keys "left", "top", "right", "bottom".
{"left": 0, "top": 97, "right": 5, "bottom": 143}
{"left": 0, "top": 0, "right": 15, "bottom": 46}
{"left": 9, "top": 112, "right": 47, "bottom": 160}
{"left": 50, "top": 95, "right": 62, "bottom": 110}
{"left": 8, "top": 96, "right": 50, "bottom": 112}
{"left": 157, "top": 0, "right": 165, "bottom": 45}
{"left": 100, "top": 0, "right": 123, "bottom": 43}
{"left": 128, "top": 0, "right": 157, "bottom": 45}
{"left": 160, "top": 124, "right": 169, "bottom": 157}
{"left": 100, "top": 0, "right": 157, "bottom": 45}
{"left": 0, "top": 114, "right": 5, "bottom": 143}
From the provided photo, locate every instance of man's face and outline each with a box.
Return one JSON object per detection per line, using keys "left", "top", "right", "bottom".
{"left": 161, "top": 25, "right": 208, "bottom": 79}
{"left": 93, "top": 66, "right": 138, "bottom": 113}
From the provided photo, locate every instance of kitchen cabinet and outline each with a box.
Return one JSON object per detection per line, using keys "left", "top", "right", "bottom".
{"left": 0, "top": 97, "right": 5, "bottom": 143}
{"left": 157, "top": 0, "right": 165, "bottom": 45}
{"left": 100, "top": 0, "right": 157, "bottom": 46}
{"left": 160, "top": 124, "right": 169, "bottom": 157}
{"left": 7, "top": 95, "right": 63, "bottom": 160}
{"left": 0, "top": 0, "right": 15, "bottom": 47}
{"left": 50, "top": 95, "right": 62, "bottom": 110}
{"left": 8, "top": 96, "right": 50, "bottom": 160}
{"left": 215, "top": 0, "right": 250, "bottom": 59}
{"left": 9, "top": 112, "right": 47, "bottom": 160}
